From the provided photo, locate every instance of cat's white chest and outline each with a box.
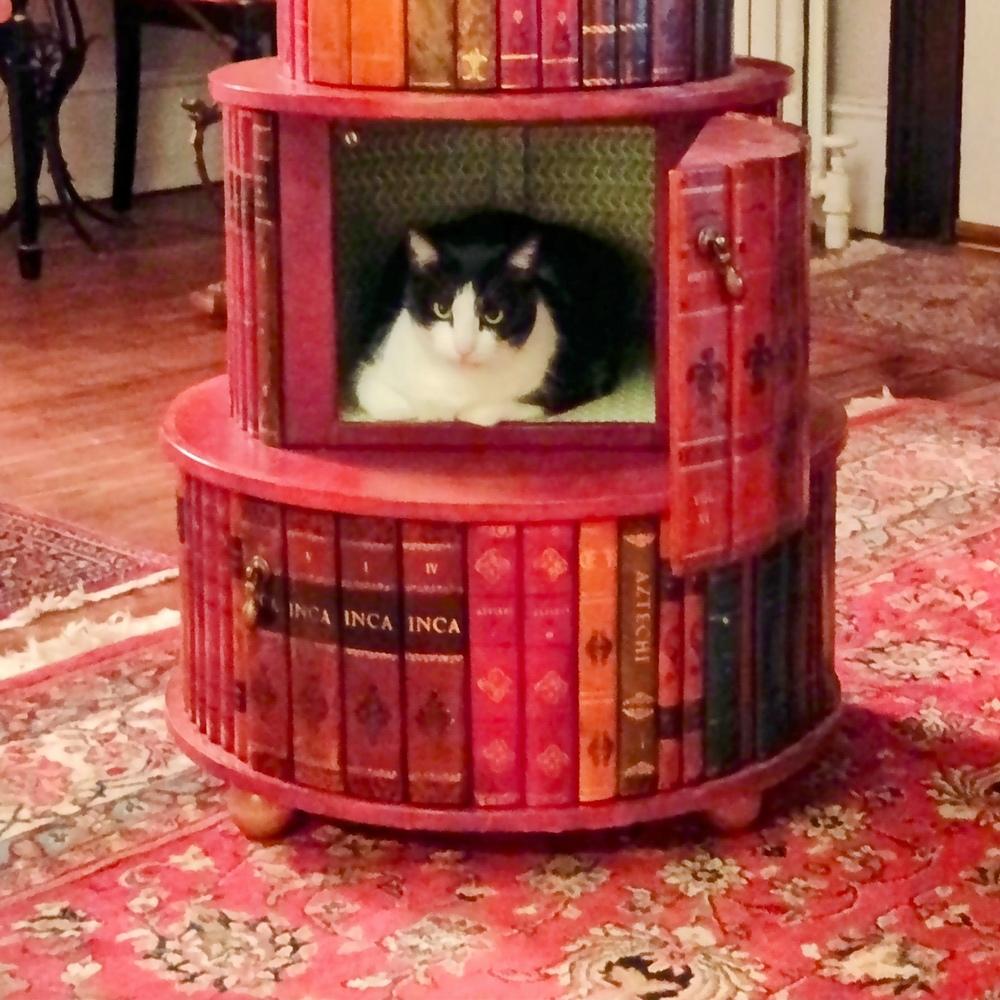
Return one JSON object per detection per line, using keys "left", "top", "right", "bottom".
{"left": 355, "top": 304, "right": 559, "bottom": 425}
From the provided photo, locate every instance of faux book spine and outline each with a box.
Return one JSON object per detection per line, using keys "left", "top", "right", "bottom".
{"left": 577, "top": 521, "right": 618, "bottom": 803}
{"left": 286, "top": 508, "right": 343, "bottom": 792}
{"left": 307, "top": 0, "right": 351, "bottom": 85}
{"left": 523, "top": 525, "right": 578, "bottom": 806}
{"left": 340, "top": 516, "right": 405, "bottom": 801}
{"left": 402, "top": 523, "right": 469, "bottom": 806}
{"left": 581, "top": 0, "right": 617, "bottom": 87}
{"left": 651, "top": 0, "right": 693, "bottom": 83}
{"left": 468, "top": 525, "right": 523, "bottom": 807}
{"left": 457, "top": 0, "right": 497, "bottom": 89}
{"left": 408, "top": 0, "right": 457, "bottom": 89}
{"left": 617, "top": 518, "right": 659, "bottom": 796}
{"left": 617, "top": 0, "right": 651, "bottom": 85}
{"left": 703, "top": 564, "right": 743, "bottom": 777}
{"left": 656, "top": 528, "right": 684, "bottom": 790}
{"left": 540, "top": 0, "right": 580, "bottom": 88}
{"left": 500, "top": 0, "right": 541, "bottom": 89}
{"left": 693, "top": 0, "right": 733, "bottom": 80}
{"left": 351, "top": 0, "right": 405, "bottom": 86}
{"left": 252, "top": 113, "right": 283, "bottom": 446}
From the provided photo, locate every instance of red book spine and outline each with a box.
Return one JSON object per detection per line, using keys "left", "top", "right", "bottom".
{"left": 523, "top": 524, "right": 578, "bottom": 807}
{"left": 340, "top": 516, "right": 405, "bottom": 802}
{"left": 774, "top": 146, "right": 810, "bottom": 532}
{"left": 237, "top": 498, "right": 292, "bottom": 779}
{"left": 499, "top": 0, "right": 541, "bottom": 90}
{"left": 286, "top": 509, "right": 343, "bottom": 792}
{"left": 202, "top": 483, "right": 222, "bottom": 746}
{"left": 190, "top": 478, "right": 206, "bottom": 733}
{"left": 651, "top": 0, "right": 693, "bottom": 83}
{"left": 215, "top": 486, "right": 235, "bottom": 754}
{"left": 681, "top": 574, "right": 705, "bottom": 784}
{"left": 541, "top": 0, "right": 581, "bottom": 88}
{"left": 277, "top": 0, "right": 291, "bottom": 75}
{"left": 730, "top": 157, "right": 778, "bottom": 552}
{"left": 402, "top": 523, "right": 469, "bottom": 805}
{"left": 178, "top": 479, "right": 194, "bottom": 718}
{"left": 468, "top": 526, "right": 523, "bottom": 807}
{"left": 238, "top": 109, "right": 258, "bottom": 435}
{"left": 222, "top": 109, "right": 238, "bottom": 425}
{"left": 581, "top": 0, "right": 618, "bottom": 87}
{"left": 656, "top": 529, "right": 683, "bottom": 790}
{"left": 292, "top": 0, "right": 309, "bottom": 80}
{"left": 230, "top": 494, "right": 248, "bottom": 762}
{"left": 667, "top": 161, "right": 733, "bottom": 570}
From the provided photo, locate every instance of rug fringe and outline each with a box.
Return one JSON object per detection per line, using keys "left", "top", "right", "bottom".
{"left": 0, "top": 608, "right": 181, "bottom": 682}
{"left": 0, "top": 568, "right": 179, "bottom": 633}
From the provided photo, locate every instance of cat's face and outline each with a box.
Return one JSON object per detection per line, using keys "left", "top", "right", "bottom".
{"left": 403, "top": 229, "right": 541, "bottom": 366}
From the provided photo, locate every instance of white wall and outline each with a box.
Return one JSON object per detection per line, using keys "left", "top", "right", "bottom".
{"left": 960, "top": 0, "right": 1000, "bottom": 228}
{"left": 828, "top": 0, "right": 890, "bottom": 234}
{"left": 0, "top": 0, "right": 224, "bottom": 207}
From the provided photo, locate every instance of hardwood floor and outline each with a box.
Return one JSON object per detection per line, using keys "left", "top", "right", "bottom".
{"left": 2, "top": 189, "right": 999, "bottom": 652}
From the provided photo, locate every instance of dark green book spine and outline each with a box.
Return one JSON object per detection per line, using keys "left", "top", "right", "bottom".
{"left": 693, "top": 0, "right": 733, "bottom": 80}
{"left": 754, "top": 540, "right": 790, "bottom": 759}
{"left": 704, "top": 564, "right": 743, "bottom": 777}
{"left": 786, "top": 531, "right": 810, "bottom": 737}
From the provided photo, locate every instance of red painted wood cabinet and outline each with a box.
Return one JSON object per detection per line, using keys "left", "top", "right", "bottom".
{"left": 163, "top": 0, "right": 845, "bottom": 839}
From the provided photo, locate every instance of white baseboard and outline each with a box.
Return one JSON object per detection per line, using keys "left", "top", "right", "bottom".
{"left": 0, "top": 68, "right": 222, "bottom": 209}
{"left": 829, "top": 95, "right": 888, "bottom": 235}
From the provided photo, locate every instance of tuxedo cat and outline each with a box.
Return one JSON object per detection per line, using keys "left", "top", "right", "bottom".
{"left": 352, "top": 211, "right": 644, "bottom": 426}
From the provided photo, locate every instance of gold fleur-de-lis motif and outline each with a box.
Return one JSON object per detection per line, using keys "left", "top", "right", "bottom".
{"left": 459, "top": 47, "right": 490, "bottom": 83}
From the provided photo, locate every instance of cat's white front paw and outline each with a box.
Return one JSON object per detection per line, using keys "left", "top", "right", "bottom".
{"left": 355, "top": 369, "right": 417, "bottom": 421}
{"left": 457, "top": 401, "right": 548, "bottom": 427}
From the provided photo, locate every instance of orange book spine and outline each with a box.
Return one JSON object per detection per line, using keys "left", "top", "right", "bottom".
{"left": 351, "top": 0, "right": 406, "bottom": 86}
{"left": 308, "top": 0, "right": 351, "bottom": 85}
{"left": 577, "top": 521, "right": 619, "bottom": 803}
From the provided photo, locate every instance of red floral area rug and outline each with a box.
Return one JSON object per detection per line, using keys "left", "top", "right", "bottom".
{"left": 812, "top": 244, "right": 1000, "bottom": 377}
{"left": 0, "top": 501, "right": 175, "bottom": 625}
{"left": 2, "top": 402, "right": 1000, "bottom": 999}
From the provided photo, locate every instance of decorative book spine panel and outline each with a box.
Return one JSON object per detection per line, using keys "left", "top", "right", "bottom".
{"left": 681, "top": 574, "right": 705, "bottom": 784}
{"left": 730, "top": 156, "right": 779, "bottom": 552}
{"left": 236, "top": 497, "right": 292, "bottom": 778}
{"left": 667, "top": 163, "right": 733, "bottom": 570}
{"left": 408, "top": 0, "right": 457, "bottom": 89}
{"left": 803, "top": 462, "right": 824, "bottom": 724}
{"left": 230, "top": 495, "right": 248, "bottom": 761}
{"left": 215, "top": 487, "right": 235, "bottom": 754}
{"left": 693, "top": 0, "right": 733, "bottom": 80}
{"left": 222, "top": 110, "right": 237, "bottom": 425}
{"left": 819, "top": 464, "right": 839, "bottom": 715}
{"left": 774, "top": 147, "right": 811, "bottom": 532}
{"left": 754, "top": 540, "right": 790, "bottom": 759}
{"left": 190, "top": 479, "right": 207, "bottom": 733}
{"left": 252, "top": 112, "right": 283, "bottom": 446}
{"left": 738, "top": 555, "right": 755, "bottom": 763}
{"left": 351, "top": 0, "right": 405, "bottom": 86}
{"left": 177, "top": 481, "right": 193, "bottom": 718}
{"left": 540, "top": 0, "right": 580, "bottom": 88}
{"left": 468, "top": 526, "right": 523, "bottom": 807}
{"left": 286, "top": 508, "right": 343, "bottom": 792}
{"left": 523, "top": 525, "right": 578, "bottom": 807}
{"left": 577, "top": 521, "right": 618, "bottom": 803}
{"left": 617, "top": 0, "right": 651, "bottom": 85}
{"left": 499, "top": 0, "right": 541, "bottom": 90}
{"left": 224, "top": 108, "right": 250, "bottom": 431}
{"left": 651, "top": 0, "right": 693, "bottom": 83}
{"left": 703, "top": 564, "right": 742, "bottom": 777}
{"left": 308, "top": 0, "right": 351, "bottom": 85}
{"left": 202, "top": 483, "right": 226, "bottom": 748}
{"left": 292, "top": 0, "right": 309, "bottom": 79}
{"left": 402, "top": 523, "right": 469, "bottom": 806}
{"left": 617, "top": 518, "right": 659, "bottom": 797}
{"left": 340, "top": 516, "right": 405, "bottom": 802}
{"left": 277, "top": 0, "right": 291, "bottom": 76}
{"left": 786, "top": 530, "right": 809, "bottom": 737}
{"left": 582, "top": 0, "right": 617, "bottom": 87}
{"left": 457, "top": 0, "right": 497, "bottom": 89}
{"left": 656, "top": 529, "right": 684, "bottom": 790}
{"left": 238, "top": 109, "right": 259, "bottom": 435}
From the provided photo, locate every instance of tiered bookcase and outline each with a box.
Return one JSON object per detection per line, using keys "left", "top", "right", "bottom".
{"left": 163, "top": 0, "right": 846, "bottom": 840}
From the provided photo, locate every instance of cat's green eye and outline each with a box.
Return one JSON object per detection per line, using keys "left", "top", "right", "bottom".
{"left": 432, "top": 302, "right": 452, "bottom": 321}
{"left": 482, "top": 309, "right": 505, "bottom": 326}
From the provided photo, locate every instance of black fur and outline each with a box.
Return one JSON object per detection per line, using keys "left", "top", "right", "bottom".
{"left": 362, "top": 211, "right": 647, "bottom": 414}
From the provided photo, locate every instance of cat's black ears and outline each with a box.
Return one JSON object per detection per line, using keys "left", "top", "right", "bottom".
{"left": 507, "top": 236, "right": 540, "bottom": 275}
{"left": 407, "top": 230, "right": 440, "bottom": 271}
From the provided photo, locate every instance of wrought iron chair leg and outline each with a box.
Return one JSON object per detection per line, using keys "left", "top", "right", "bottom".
{"left": 48, "top": 120, "right": 123, "bottom": 226}
{"left": 46, "top": 131, "right": 99, "bottom": 250}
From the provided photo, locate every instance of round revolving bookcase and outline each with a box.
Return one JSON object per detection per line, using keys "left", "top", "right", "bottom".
{"left": 164, "top": 0, "right": 845, "bottom": 840}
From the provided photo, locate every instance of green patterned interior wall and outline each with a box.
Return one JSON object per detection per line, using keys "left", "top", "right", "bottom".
{"left": 332, "top": 123, "right": 657, "bottom": 423}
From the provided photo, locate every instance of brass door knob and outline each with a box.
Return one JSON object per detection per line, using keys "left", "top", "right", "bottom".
{"left": 242, "top": 555, "right": 272, "bottom": 628}
{"left": 697, "top": 227, "right": 746, "bottom": 301}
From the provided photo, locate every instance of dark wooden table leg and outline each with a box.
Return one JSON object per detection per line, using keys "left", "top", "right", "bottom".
{"left": 111, "top": 0, "right": 142, "bottom": 213}
{"left": 4, "top": 8, "right": 44, "bottom": 279}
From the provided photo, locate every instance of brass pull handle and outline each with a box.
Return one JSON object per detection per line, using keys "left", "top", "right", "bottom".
{"left": 697, "top": 228, "right": 746, "bottom": 301}
{"left": 242, "top": 556, "right": 272, "bottom": 628}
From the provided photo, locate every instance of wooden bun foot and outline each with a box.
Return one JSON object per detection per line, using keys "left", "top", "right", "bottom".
{"left": 705, "top": 792, "right": 762, "bottom": 832}
{"left": 226, "top": 787, "right": 296, "bottom": 840}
